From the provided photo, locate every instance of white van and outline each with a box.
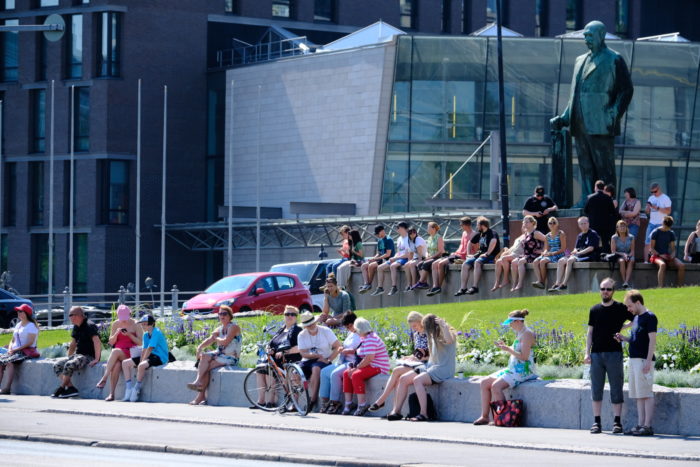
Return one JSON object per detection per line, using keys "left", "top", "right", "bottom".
{"left": 270, "top": 260, "right": 333, "bottom": 313}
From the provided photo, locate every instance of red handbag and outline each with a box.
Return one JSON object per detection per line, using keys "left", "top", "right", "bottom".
{"left": 21, "top": 347, "right": 41, "bottom": 359}
{"left": 490, "top": 399, "right": 524, "bottom": 427}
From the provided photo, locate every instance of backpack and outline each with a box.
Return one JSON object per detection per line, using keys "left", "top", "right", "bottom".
{"left": 407, "top": 392, "right": 437, "bottom": 420}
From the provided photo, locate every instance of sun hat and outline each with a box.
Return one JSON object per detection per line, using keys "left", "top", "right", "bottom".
{"left": 299, "top": 311, "right": 319, "bottom": 328}
{"left": 502, "top": 317, "right": 525, "bottom": 326}
{"left": 117, "top": 304, "right": 131, "bottom": 321}
{"left": 15, "top": 304, "right": 33, "bottom": 317}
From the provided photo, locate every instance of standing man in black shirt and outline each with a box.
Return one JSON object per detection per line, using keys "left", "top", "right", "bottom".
{"left": 584, "top": 277, "right": 633, "bottom": 434}
{"left": 522, "top": 185, "right": 558, "bottom": 234}
{"left": 584, "top": 180, "right": 617, "bottom": 253}
{"left": 51, "top": 306, "right": 102, "bottom": 399}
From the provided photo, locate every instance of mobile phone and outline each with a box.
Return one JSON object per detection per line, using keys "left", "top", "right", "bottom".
{"left": 120, "top": 328, "right": 127, "bottom": 333}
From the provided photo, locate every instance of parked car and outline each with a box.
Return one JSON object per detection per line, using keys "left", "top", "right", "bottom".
{"left": 181, "top": 272, "right": 313, "bottom": 315}
{"left": 270, "top": 260, "right": 332, "bottom": 313}
{"left": 35, "top": 306, "right": 113, "bottom": 327}
{"left": 0, "top": 289, "right": 33, "bottom": 329}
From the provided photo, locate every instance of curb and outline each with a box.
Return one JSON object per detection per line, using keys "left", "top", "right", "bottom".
{"left": 36, "top": 409, "right": 700, "bottom": 462}
{"left": 0, "top": 432, "right": 403, "bottom": 467}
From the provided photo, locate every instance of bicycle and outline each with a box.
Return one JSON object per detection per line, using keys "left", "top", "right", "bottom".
{"left": 243, "top": 339, "right": 310, "bottom": 416}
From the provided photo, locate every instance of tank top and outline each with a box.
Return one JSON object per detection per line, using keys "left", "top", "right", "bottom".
{"left": 546, "top": 231, "right": 562, "bottom": 253}
{"left": 114, "top": 329, "right": 135, "bottom": 351}
{"left": 621, "top": 198, "right": 641, "bottom": 227}
{"left": 613, "top": 234, "right": 633, "bottom": 254}
{"left": 219, "top": 323, "right": 242, "bottom": 357}
{"left": 426, "top": 234, "right": 440, "bottom": 257}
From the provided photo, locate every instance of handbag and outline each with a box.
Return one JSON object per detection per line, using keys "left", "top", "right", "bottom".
{"left": 21, "top": 347, "right": 40, "bottom": 359}
{"left": 490, "top": 399, "right": 524, "bottom": 427}
{"left": 689, "top": 232, "right": 698, "bottom": 254}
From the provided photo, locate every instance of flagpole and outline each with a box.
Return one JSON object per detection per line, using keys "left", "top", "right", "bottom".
{"left": 68, "top": 85, "right": 75, "bottom": 315}
{"left": 160, "top": 85, "right": 167, "bottom": 316}
{"left": 227, "top": 80, "right": 234, "bottom": 276}
{"left": 48, "top": 80, "right": 55, "bottom": 324}
{"left": 135, "top": 79, "right": 142, "bottom": 308}
{"left": 255, "top": 84, "right": 261, "bottom": 271}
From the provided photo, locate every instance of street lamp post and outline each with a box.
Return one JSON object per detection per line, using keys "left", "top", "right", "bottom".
{"left": 496, "top": 0, "right": 510, "bottom": 247}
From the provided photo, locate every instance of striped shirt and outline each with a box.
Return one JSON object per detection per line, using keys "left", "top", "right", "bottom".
{"left": 358, "top": 332, "right": 390, "bottom": 374}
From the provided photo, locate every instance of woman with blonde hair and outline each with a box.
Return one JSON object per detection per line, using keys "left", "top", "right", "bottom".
{"left": 474, "top": 309, "right": 537, "bottom": 425}
{"left": 369, "top": 311, "right": 429, "bottom": 412}
{"left": 96, "top": 304, "right": 142, "bottom": 401}
{"left": 532, "top": 217, "right": 567, "bottom": 289}
{"left": 403, "top": 227, "right": 427, "bottom": 292}
{"left": 510, "top": 216, "right": 545, "bottom": 292}
{"left": 610, "top": 219, "right": 635, "bottom": 289}
{"left": 491, "top": 225, "right": 526, "bottom": 291}
{"left": 412, "top": 222, "right": 445, "bottom": 290}
{"left": 386, "top": 314, "right": 456, "bottom": 422}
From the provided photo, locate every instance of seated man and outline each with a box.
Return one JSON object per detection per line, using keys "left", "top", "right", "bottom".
{"left": 372, "top": 222, "right": 410, "bottom": 297}
{"left": 121, "top": 314, "right": 169, "bottom": 402}
{"left": 297, "top": 311, "right": 341, "bottom": 411}
{"left": 427, "top": 216, "right": 476, "bottom": 296}
{"left": 51, "top": 306, "right": 101, "bottom": 399}
{"left": 454, "top": 216, "right": 500, "bottom": 296}
{"left": 550, "top": 216, "right": 600, "bottom": 292}
{"left": 359, "top": 225, "right": 394, "bottom": 293}
{"left": 649, "top": 216, "right": 685, "bottom": 288}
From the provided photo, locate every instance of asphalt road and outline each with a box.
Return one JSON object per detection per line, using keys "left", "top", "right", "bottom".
{"left": 1, "top": 396, "right": 699, "bottom": 466}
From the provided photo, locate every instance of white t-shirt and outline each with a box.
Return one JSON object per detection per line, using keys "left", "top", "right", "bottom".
{"left": 11, "top": 322, "right": 39, "bottom": 350}
{"left": 412, "top": 236, "right": 427, "bottom": 260}
{"left": 395, "top": 235, "right": 410, "bottom": 259}
{"left": 298, "top": 325, "right": 338, "bottom": 360}
{"left": 647, "top": 193, "right": 672, "bottom": 225}
{"left": 339, "top": 331, "right": 362, "bottom": 365}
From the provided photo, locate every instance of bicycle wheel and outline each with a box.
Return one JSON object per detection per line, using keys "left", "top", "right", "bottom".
{"left": 285, "top": 364, "right": 310, "bottom": 416}
{"left": 243, "top": 365, "right": 286, "bottom": 411}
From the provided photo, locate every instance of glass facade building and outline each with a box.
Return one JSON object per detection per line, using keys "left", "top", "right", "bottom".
{"left": 382, "top": 35, "right": 700, "bottom": 234}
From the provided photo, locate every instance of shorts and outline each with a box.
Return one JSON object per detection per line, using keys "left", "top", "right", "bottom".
{"left": 538, "top": 253, "right": 564, "bottom": 263}
{"left": 628, "top": 224, "right": 640, "bottom": 238}
{"left": 628, "top": 358, "right": 654, "bottom": 399}
{"left": 573, "top": 255, "right": 593, "bottom": 262}
{"left": 392, "top": 258, "right": 408, "bottom": 266}
{"left": 205, "top": 350, "right": 239, "bottom": 366}
{"left": 464, "top": 255, "right": 495, "bottom": 267}
{"left": 417, "top": 258, "right": 437, "bottom": 271}
{"left": 649, "top": 255, "right": 675, "bottom": 265}
{"left": 590, "top": 351, "right": 624, "bottom": 404}
{"left": 300, "top": 359, "right": 330, "bottom": 378}
{"left": 132, "top": 354, "right": 163, "bottom": 368}
{"left": 645, "top": 223, "right": 661, "bottom": 245}
{"left": 53, "top": 354, "right": 91, "bottom": 377}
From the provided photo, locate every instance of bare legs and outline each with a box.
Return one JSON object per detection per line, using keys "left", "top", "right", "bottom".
{"left": 492, "top": 255, "right": 515, "bottom": 290}
{"left": 636, "top": 397, "right": 655, "bottom": 428}
{"left": 654, "top": 258, "right": 685, "bottom": 288}
{"left": 404, "top": 260, "right": 419, "bottom": 288}
{"left": 389, "top": 262, "right": 403, "bottom": 288}
{"left": 474, "top": 376, "right": 510, "bottom": 423}
{"left": 188, "top": 353, "right": 224, "bottom": 405}
{"left": 361, "top": 262, "right": 379, "bottom": 286}
{"left": 373, "top": 366, "right": 411, "bottom": 406}
{"left": 554, "top": 256, "right": 577, "bottom": 288}
{"left": 511, "top": 258, "right": 529, "bottom": 291}
{"left": 96, "top": 348, "right": 127, "bottom": 397}
{"left": 376, "top": 262, "right": 390, "bottom": 288}
{"left": 618, "top": 258, "right": 635, "bottom": 285}
{"left": 532, "top": 257, "right": 549, "bottom": 285}
{"left": 390, "top": 371, "right": 418, "bottom": 415}
{"left": 0, "top": 363, "right": 16, "bottom": 392}
{"left": 459, "top": 263, "right": 473, "bottom": 290}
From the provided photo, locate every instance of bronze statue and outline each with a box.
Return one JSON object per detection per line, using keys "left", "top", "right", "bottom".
{"left": 551, "top": 21, "right": 633, "bottom": 200}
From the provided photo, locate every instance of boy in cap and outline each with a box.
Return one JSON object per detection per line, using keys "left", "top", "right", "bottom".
{"left": 121, "top": 314, "right": 169, "bottom": 402}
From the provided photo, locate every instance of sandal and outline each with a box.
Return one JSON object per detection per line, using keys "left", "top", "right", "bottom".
{"left": 386, "top": 412, "right": 403, "bottom": 421}
{"left": 632, "top": 425, "right": 653, "bottom": 436}
{"left": 95, "top": 380, "right": 107, "bottom": 389}
{"left": 368, "top": 402, "right": 384, "bottom": 412}
{"left": 186, "top": 382, "right": 202, "bottom": 391}
{"left": 473, "top": 417, "right": 489, "bottom": 425}
{"left": 104, "top": 394, "right": 115, "bottom": 402}
{"left": 354, "top": 404, "right": 370, "bottom": 416}
{"left": 409, "top": 414, "right": 429, "bottom": 422}
{"left": 590, "top": 422, "right": 602, "bottom": 434}
{"left": 612, "top": 422, "right": 624, "bottom": 434}
{"left": 319, "top": 400, "right": 331, "bottom": 414}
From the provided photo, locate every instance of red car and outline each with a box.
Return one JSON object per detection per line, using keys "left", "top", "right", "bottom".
{"left": 181, "top": 272, "right": 313, "bottom": 315}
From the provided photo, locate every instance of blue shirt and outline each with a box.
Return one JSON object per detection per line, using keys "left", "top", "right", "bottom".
{"left": 143, "top": 327, "right": 169, "bottom": 365}
{"left": 377, "top": 237, "right": 395, "bottom": 258}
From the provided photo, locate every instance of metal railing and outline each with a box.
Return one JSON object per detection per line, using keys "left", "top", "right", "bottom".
{"left": 216, "top": 35, "right": 310, "bottom": 68}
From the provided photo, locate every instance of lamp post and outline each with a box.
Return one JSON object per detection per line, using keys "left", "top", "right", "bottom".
{"left": 496, "top": 0, "right": 510, "bottom": 247}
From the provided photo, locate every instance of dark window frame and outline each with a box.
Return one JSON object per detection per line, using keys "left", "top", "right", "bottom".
{"left": 272, "top": 0, "right": 293, "bottom": 19}
{"left": 313, "top": 0, "right": 335, "bottom": 23}
{"left": 29, "top": 161, "right": 45, "bottom": 226}
{"left": 100, "top": 160, "right": 129, "bottom": 225}
{"left": 3, "top": 161, "right": 16, "bottom": 226}
{"left": 1, "top": 18, "right": 19, "bottom": 82}
{"left": 31, "top": 88, "right": 46, "bottom": 153}
{"left": 96, "top": 11, "right": 121, "bottom": 78}
{"left": 615, "top": 0, "right": 629, "bottom": 36}
{"left": 566, "top": 0, "right": 582, "bottom": 32}
{"left": 71, "top": 86, "right": 89, "bottom": 152}
{"left": 65, "top": 13, "right": 83, "bottom": 79}
{"left": 400, "top": 0, "right": 418, "bottom": 30}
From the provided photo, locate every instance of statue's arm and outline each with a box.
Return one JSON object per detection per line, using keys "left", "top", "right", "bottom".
{"left": 612, "top": 56, "right": 633, "bottom": 119}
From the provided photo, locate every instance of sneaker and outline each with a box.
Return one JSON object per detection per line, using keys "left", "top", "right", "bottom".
{"left": 426, "top": 287, "right": 441, "bottom": 297}
{"left": 403, "top": 286, "right": 413, "bottom": 293}
{"left": 622, "top": 282, "right": 630, "bottom": 289}
{"left": 354, "top": 404, "right": 370, "bottom": 416}
{"left": 370, "top": 287, "right": 384, "bottom": 296}
{"left": 130, "top": 386, "right": 141, "bottom": 402}
{"left": 387, "top": 286, "right": 398, "bottom": 296}
{"left": 415, "top": 282, "right": 430, "bottom": 290}
{"left": 454, "top": 288, "right": 468, "bottom": 297}
{"left": 51, "top": 386, "right": 65, "bottom": 398}
{"left": 547, "top": 285, "right": 559, "bottom": 293}
{"left": 358, "top": 284, "right": 371, "bottom": 294}
{"left": 122, "top": 387, "right": 133, "bottom": 402}
{"left": 558, "top": 284, "right": 568, "bottom": 291}
{"left": 626, "top": 424, "right": 642, "bottom": 435}
{"left": 465, "top": 287, "right": 479, "bottom": 295}
{"left": 632, "top": 425, "right": 653, "bottom": 436}
{"left": 612, "top": 423, "right": 624, "bottom": 434}
{"left": 590, "top": 422, "right": 602, "bottom": 434}
{"left": 59, "top": 386, "right": 79, "bottom": 398}
{"left": 531, "top": 281, "right": 545, "bottom": 289}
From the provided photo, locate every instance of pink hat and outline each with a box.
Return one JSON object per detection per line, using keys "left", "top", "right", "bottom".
{"left": 117, "top": 305, "right": 131, "bottom": 321}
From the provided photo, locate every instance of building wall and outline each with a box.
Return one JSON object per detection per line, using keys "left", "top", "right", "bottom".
{"left": 225, "top": 42, "right": 396, "bottom": 219}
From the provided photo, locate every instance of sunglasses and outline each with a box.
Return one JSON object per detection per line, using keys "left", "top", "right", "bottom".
{"left": 651, "top": 190, "right": 658, "bottom": 194}
{"left": 600, "top": 287, "right": 614, "bottom": 292}
{"left": 284, "top": 313, "right": 298, "bottom": 317}
{"left": 68, "top": 313, "right": 78, "bottom": 317}
{"left": 218, "top": 313, "right": 229, "bottom": 317}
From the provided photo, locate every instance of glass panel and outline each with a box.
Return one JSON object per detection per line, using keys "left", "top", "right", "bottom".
{"left": 272, "top": 0, "right": 290, "bottom": 18}
{"left": 37, "top": 24, "right": 47, "bottom": 81}
{"left": 399, "top": 0, "right": 415, "bottom": 29}
{"left": 616, "top": 0, "right": 628, "bottom": 37}
{"left": 39, "top": 0, "right": 59, "bottom": 6}
{"left": 2, "top": 19, "right": 19, "bottom": 82}
{"left": 314, "top": 0, "right": 333, "bottom": 22}
{"left": 3, "top": 162, "right": 16, "bottom": 226}
{"left": 1, "top": 234, "right": 7, "bottom": 273}
{"left": 4, "top": 1, "right": 16, "bottom": 9}
{"left": 381, "top": 142, "right": 410, "bottom": 213}
{"left": 535, "top": 0, "right": 547, "bottom": 37}
{"left": 67, "top": 14, "right": 83, "bottom": 79}
{"left": 33, "top": 89, "right": 46, "bottom": 153}
{"left": 30, "top": 161, "right": 45, "bottom": 226}
{"left": 486, "top": 0, "right": 496, "bottom": 23}
{"left": 32, "top": 234, "right": 54, "bottom": 294}
{"left": 225, "top": 0, "right": 237, "bottom": 14}
{"left": 73, "top": 233, "right": 88, "bottom": 293}
{"left": 566, "top": 0, "right": 580, "bottom": 32}
{"left": 97, "top": 12, "right": 120, "bottom": 77}
{"left": 442, "top": 0, "right": 450, "bottom": 33}
{"left": 106, "top": 161, "right": 128, "bottom": 225}
{"left": 73, "top": 87, "right": 90, "bottom": 151}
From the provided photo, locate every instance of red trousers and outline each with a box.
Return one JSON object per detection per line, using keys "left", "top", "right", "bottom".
{"left": 342, "top": 366, "right": 381, "bottom": 395}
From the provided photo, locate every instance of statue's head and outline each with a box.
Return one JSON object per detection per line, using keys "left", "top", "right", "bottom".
{"left": 583, "top": 21, "right": 606, "bottom": 53}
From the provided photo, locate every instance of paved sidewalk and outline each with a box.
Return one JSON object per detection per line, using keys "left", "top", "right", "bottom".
{"left": 1, "top": 395, "right": 699, "bottom": 465}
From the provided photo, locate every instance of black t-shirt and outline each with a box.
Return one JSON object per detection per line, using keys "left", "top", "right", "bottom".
{"left": 575, "top": 229, "right": 601, "bottom": 258}
{"left": 471, "top": 229, "right": 501, "bottom": 257}
{"left": 71, "top": 319, "right": 99, "bottom": 359}
{"left": 588, "top": 301, "right": 633, "bottom": 353}
{"left": 628, "top": 311, "right": 658, "bottom": 360}
{"left": 269, "top": 324, "right": 302, "bottom": 362}
{"left": 651, "top": 228, "right": 675, "bottom": 255}
{"left": 523, "top": 196, "right": 555, "bottom": 233}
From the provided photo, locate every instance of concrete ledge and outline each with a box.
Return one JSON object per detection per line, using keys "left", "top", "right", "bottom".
{"left": 6, "top": 359, "right": 700, "bottom": 436}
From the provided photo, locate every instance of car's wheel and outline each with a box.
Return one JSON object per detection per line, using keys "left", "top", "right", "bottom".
{"left": 239, "top": 306, "right": 251, "bottom": 313}
{"left": 299, "top": 304, "right": 312, "bottom": 313}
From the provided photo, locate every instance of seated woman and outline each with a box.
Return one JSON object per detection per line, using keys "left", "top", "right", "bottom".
{"left": 473, "top": 309, "right": 537, "bottom": 425}
{"left": 96, "top": 304, "right": 142, "bottom": 401}
{"left": 387, "top": 314, "right": 456, "bottom": 422}
{"left": 253, "top": 305, "right": 302, "bottom": 408}
{"left": 610, "top": 220, "right": 635, "bottom": 289}
{"left": 0, "top": 304, "right": 40, "bottom": 395}
{"left": 403, "top": 227, "right": 427, "bottom": 292}
{"left": 186, "top": 305, "right": 241, "bottom": 405}
{"left": 342, "top": 318, "right": 390, "bottom": 416}
{"left": 336, "top": 230, "right": 364, "bottom": 289}
{"left": 510, "top": 216, "right": 545, "bottom": 292}
{"left": 532, "top": 217, "right": 567, "bottom": 289}
{"left": 318, "top": 273, "right": 352, "bottom": 327}
{"left": 319, "top": 312, "right": 361, "bottom": 414}
{"left": 413, "top": 222, "right": 445, "bottom": 290}
{"left": 491, "top": 225, "right": 526, "bottom": 291}
{"left": 683, "top": 219, "right": 700, "bottom": 264}
{"left": 369, "top": 311, "right": 429, "bottom": 412}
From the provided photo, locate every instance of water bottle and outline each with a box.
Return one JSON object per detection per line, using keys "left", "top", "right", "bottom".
{"left": 582, "top": 364, "right": 591, "bottom": 380}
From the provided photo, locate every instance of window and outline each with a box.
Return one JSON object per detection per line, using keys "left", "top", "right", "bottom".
{"left": 66, "top": 14, "right": 83, "bottom": 79}
{"left": 101, "top": 160, "right": 129, "bottom": 225}
{"left": 29, "top": 161, "right": 45, "bottom": 226}
{"left": 275, "top": 275, "right": 295, "bottom": 290}
{"left": 254, "top": 277, "right": 275, "bottom": 293}
{"left": 616, "top": 0, "right": 628, "bottom": 36}
{"left": 486, "top": 0, "right": 496, "bottom": 23}
{"left": 566, "top": 0, "right": 582, "bottom": 32}
{"left": 535, "top": 0, "right": 548, "bottom": 37}
{"left": 461, "top": 0, "right": 470, "bottom": 34}
{"left": 37, "top": 21, "right": 47, "bottom": 81}
{"left": 31, "top": 89, "right": 46, "bottom": 153}
{"left": 72, "top": 86, "right": 89, "bottom": 151}
{"left": 400, "top": 0, "right": 417, "bottom": 29}
{"left": 2, "top": 1, "right": 16, "bottom": 10}
{"left": 224, "top": 0, "right": 238, "bottom": 14}
{"left": 0, "top": 234, "right": 7, "bottom": 273}
{"left": 442, "top": 0, "right": 451, "bottom": 33}
{"left": 314, "top": 0, "right": 334, "bottom": 22}
{"left": 38, "top": 0, "right": 59, "bottom": 6}
{"left": 96, "top": 12, "right": 120, "bottom": 78}
{"left": 72, "top": 233, "right": 88, "bottom": 293}
{"left": 3, "top": 162, "right": 16, "bottom": 226}
{"left": 1, "top": 19, "right": 19, "bottom": 82}
{"left": 32, "top": 233, "right": 54, "bottom": 294}
{"left": 272, "top": 0, "right": 292, "bottom": 18}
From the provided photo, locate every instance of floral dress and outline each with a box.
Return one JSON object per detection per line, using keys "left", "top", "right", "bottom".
{"left": 411, "top": 330, "right": 429, "bottom": 359}
{"left": 491, "top": 329, "right": 538, "bottom": 388}
{"left": 522, "top": 231, "right": 543, "bottom": 263}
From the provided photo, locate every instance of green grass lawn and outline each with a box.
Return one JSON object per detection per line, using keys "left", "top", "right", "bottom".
{"left": 3, "top": 286, "right": 699, "bottom": 349}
